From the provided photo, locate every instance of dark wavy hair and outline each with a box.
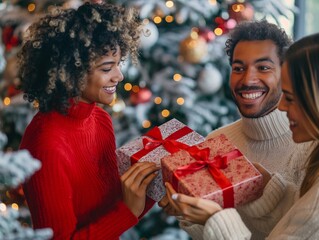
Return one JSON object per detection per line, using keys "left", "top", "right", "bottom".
{"left": 284, "top": 33, "right": 319, "bottom": 197}
{"left": 18, "top": 2, "right": 142, "bottom": 113}
{"left": 225, "top": 19, "right": 292, "bottom": 65}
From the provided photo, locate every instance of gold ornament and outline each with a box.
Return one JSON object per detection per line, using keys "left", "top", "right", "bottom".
{"left": 228, "top": 3, "right": 254, "bottom": 23}
{"left": 33, "top": 100, "right": 39, "bottom": 109}
{"left": 179, "top": 35, "right": 208, "bottom": 64}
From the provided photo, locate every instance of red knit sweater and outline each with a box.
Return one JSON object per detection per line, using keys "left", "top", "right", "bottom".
{"left": 20, "top": 101, "right": 153, "bottom": 239}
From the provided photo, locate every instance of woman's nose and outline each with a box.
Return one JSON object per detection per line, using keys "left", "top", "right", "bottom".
{"left": 113, "top": 66, "right": 124, "bottom": 83}
{"left": 278, "top": 94, "right": 287, "bottom": 112}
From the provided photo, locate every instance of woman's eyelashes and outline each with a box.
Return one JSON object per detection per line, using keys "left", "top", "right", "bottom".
{"left": 101, "top": 68, "right": 111, "bottom": 73}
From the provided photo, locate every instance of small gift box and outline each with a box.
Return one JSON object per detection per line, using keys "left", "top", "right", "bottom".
{"left": 161, "top": 134, "right": 263, "bottom": 208}
{"left": 116, "top": 118, "right": 205, "bottom": 202}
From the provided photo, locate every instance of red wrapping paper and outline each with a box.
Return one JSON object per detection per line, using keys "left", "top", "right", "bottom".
{"left": 161, "top": 134, "right": 263, "bottom": 208}
{"left": 116, "top": 118, "right": 205, "bottom": 201}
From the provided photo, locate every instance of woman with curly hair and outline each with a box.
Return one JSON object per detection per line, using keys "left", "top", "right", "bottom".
{"left": 18, "top": 2, "right": 158, "bottom": 239}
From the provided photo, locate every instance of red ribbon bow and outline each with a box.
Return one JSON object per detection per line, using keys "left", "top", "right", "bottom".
{"left": 173, "top": 146, "right": 242, "bottom": 208}
{"left": 130, "top": 125, "right": 193, "bottom": 164}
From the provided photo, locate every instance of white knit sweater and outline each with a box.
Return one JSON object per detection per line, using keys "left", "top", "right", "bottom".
{"left": 201, "top": 174, "right": 319, "bottom": 240}
{"left": 180, "top": 109, "right": 315, "bottom": 239}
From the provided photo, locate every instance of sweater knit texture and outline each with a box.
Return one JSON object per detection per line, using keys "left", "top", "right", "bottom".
{"left": 20, "top": 101, "right": 152, "bottom": 239}
{"left": 201, "top": 175, "right": 319, "bottom": 240}
{"left": 180, "top": 109, "right": 314, "bottom": 240}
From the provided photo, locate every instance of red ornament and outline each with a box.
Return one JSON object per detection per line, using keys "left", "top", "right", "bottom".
{"left": 215, "top": 17, "right": 225, "bottom": 25}
{"left": 7, "top": 84, "right": 21, "bottom": 97}
{"left": 198, "top": 27, "right": 215, "bottom": 42}
{"left": 225, "top": 19, "right": 237, "bottom": 30}
{"left": 2, "top": 26, "right": 20, "bottom": 51}
{"left": 8, "top": 185, "right": 26, "bottom": 205}
{"left": 228, "top": 2, "right": 254, "bottom": 23}
{"left": 214, "top": 17, "right": 230, "bottom": 34}
{"left": 130, "top": 87, "right": 152, "bottom": 105}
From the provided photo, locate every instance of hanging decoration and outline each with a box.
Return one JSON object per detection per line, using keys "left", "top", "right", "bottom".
{"left": 130, "top": 87, "right": 152, "bottom": 105}
{"left": 228, "top": 2, "right": 254, "bottom": 23}
{"left": 198, "top": 63, "right": 223, "bottom": 94}
{"left": 198, "top": 27, "right": 215, "bottom": 42}
{"left": 2, "top": 26, "right": 20, "bottom": 52}
{"left": 179, "top": 32, "right": 208, "bottom": 64}
{"left": 139, "top": 20, "right": 159, "bottom": 50}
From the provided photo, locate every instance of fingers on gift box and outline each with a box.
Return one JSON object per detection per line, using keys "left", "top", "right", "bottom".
{"left": 116, "top": 118, "right": 205, "bottom": 202}
{"left": 161, "top": 134, "right": 263, "bottom": 208}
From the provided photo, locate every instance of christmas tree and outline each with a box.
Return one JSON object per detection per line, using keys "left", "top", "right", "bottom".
{"left": 0, "top": 131, "right": 53, "bottom": 239}
{"left": 109, "top": 0, "right": 294, "bottom": 145}
{"left": 0, "top": 0, "right": 294, "bottom": 239}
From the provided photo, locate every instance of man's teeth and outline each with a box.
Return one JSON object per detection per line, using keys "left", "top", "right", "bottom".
{"left": 241, "top": 92, "right": 263, "bottom": 99}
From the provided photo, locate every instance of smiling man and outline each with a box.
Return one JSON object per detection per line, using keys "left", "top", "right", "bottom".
{"left": 230, "top": 39, "right": 282, "bottom": 118}
{"left": 177, "top": 20, "right": 315, "bottom": 240}
{"left": 206, "top": 20, "right": 315, "bottom": 240}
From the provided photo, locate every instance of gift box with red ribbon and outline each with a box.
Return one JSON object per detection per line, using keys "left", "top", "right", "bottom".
{"left": 161, "top": 134, "right": 263, "bottom": 208}
{"left": 116, "top": 118, "right": 205, "bottom": 202}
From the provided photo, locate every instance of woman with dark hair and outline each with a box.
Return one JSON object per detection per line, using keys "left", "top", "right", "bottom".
{"left": 18, "top": 2, "right": 158, "bottom": 239}
{"left": 165, "top": 33, "right": 319, "bottom": 239}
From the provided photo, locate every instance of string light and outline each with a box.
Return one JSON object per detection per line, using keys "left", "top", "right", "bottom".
{"left": 153, "top": 16, "right": 162, "bottom": 24}
{"left": 33, "top": 100, "right": 39, "bottom": 108}
{"left": 3, "top": 97, "right": 10, "bottom": 106}
{"left": 142, "top": 120, "right": 151, "bottom": 128}
{"left": 0, "top": 203, "right": 6, "bottom": 212}
{"left": 154, "top": 97, "right": 162, "bottom": 104}
{"left": 132, "top": 85, "right": 140, "bottom": 93}
{"left": 165, "top": 15, "right": 174, "bottom": 23}
{"left": 208, "top": 0, "right": 217, "bottom": 5}
{"left": 176, "top": 97, "right": 185, "bottom": 105}
{"left": 214, "top": 27, "right": 223, "bottom": 36}
{"left": 27, "top": 3, "right": 36, "bottom": 12}
{"left": 143, "top": 19, "right": 150, "bottom": 25}
{"left": 166, "top": 1, "right": 174, "bottom": 8}
{"left": 190, "top": 30, "right": 199, "bottom": 39}
{"left": 176, "top": 16, "right": 183, "bottom": 24}
{"left": 161, "top": 109, "right": 170, "bottom": 117}
{"left": 232, "top": 3, "right": 245, "bottom": 13}
{"left": 173, "top": 73, "right": 182, "bottom": 81}
{"left": 11, "top": 203, "right": 19, "bottom": 210}
{"left": 112, "top": 99, "right": 126, "bottom": 113}
{"left": 124, "top": 83, "right": 132, "bottom": 91}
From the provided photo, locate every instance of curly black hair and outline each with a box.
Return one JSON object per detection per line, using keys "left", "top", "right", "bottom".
{"left": 225, "top": 19, "right": 292, "bottom": 65}
{"left": 17, "top": 2, "right": 142, "bottom": 113}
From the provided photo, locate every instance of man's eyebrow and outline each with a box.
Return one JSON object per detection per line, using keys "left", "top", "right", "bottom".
{"left": 232, "top": 57, "right": 275, "bottom": 65}
{"left": 232, "top": 59, "right": 244, "bottom": 65}
{"left": 255, "top": 57, "right": 275, "bottom": 64}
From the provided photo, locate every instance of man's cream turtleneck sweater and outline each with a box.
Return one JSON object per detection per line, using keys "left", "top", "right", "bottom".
{"left": 180, "top": 109, "right": 314, "bottom": 240}
{"left": 207, "top": 108, "right": 313, "bottom": 186}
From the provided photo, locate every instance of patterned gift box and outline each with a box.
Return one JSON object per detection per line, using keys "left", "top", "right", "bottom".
{"left": 161, "top": 134, "right": 263, "bottom": 208}
{"left": 116, "top": 118, "right": 205, "bottom": 202}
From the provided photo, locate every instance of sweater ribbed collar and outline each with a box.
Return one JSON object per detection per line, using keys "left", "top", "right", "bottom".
{"left": 241, "top": 109, "right": 291, "bottom": 141}
{"left": 67, "top": 100, "right": 95, "bottom": 119}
